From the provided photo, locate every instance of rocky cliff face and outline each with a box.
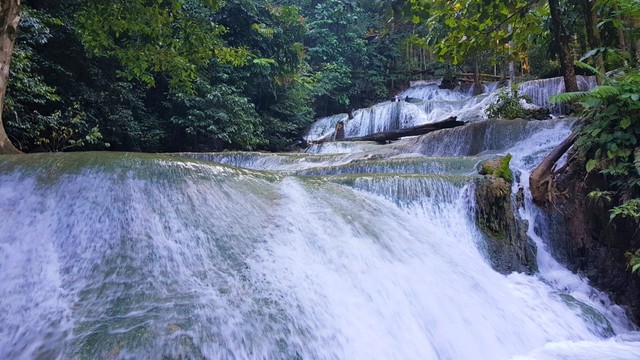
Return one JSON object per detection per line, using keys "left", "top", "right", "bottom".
{"left": 474, "top": 163, "right": 538, "bottom": 274}
{"left": 537, "top": 154, "right": 640, "bottom": 323}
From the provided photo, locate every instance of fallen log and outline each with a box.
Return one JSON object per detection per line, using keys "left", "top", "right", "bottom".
{"left": 343, "top": 116, "right": 462, "bottom": 143}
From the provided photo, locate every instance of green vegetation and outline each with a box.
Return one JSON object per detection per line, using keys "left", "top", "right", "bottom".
{"left": 486, "top": 85, "right": 531, "bottom": 120}
{"left": 0, "top": 0, "right": 638, "bottom": 154}
{"left": 480, "top": 154, "right": 513, "bottom": 183}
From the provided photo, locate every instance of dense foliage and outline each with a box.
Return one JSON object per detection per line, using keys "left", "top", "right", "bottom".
{"left": 486, "top": 85, "right": 531, "bottom": 119}
{"left": 2, "top": 0, "right": 639, "bottom": 154}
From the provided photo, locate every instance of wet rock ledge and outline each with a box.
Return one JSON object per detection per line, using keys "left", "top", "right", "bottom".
{"left": 474, "top": 157, "right": 537, "bottom": 274}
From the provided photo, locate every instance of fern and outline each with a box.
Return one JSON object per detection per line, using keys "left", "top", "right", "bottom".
{"left": 574, "top": 60, "right": 605, "bottom": 79}
{"left": 587, "top": 85, "right": 622, "bottom": 99}
{"left": 550, "top": 91, "right": 590, "bottom": 104}
{"left": 550, "top": 85, "right": 621, "bottom": 105}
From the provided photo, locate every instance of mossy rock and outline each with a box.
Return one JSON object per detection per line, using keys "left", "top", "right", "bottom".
{"left": 479, "top": 154, "right": 513, "bottom": 182}
{"left": 473, "top": 176, "right": 537, "bottom": 274}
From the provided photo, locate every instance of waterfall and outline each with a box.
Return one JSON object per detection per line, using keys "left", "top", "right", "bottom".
{"left": 518, "top": 75, "right": 597, "bottom": 114}
{"left": 3, "top": 127, "right": 640, "bottom": 359}
{"left": 2, "top": 76, "right": 638, "bottom": 359}
{"left": 304, "top": 75, "right": 597, "bottom": 143}
{"left": 304, "top": 113, "right": 349, "bottom": 143}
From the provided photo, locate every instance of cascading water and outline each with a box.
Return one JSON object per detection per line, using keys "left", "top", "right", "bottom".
{"left": 518, "top": 75, "right": 597, "bottom": 114}
{"left": 2, "top": 78, "right": 638, "bottom": 359}
{"left": 305, "top": 76, "right": 597, "bottom": 144}
{"left": 304, "top": 82, "right": 497, "bottom": 143}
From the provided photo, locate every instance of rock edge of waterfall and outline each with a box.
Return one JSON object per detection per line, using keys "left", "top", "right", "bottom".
{"left": 474, "top": 163, "right": 538, "bottom": 275}
{"left": 531, "top": 146, "right": 640, "bottom": 324}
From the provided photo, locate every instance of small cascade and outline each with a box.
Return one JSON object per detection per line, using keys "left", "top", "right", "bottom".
{"left": 399, "top": 84, "right": 468, "bottom": 101}
{"left": 328, "top": 174, "right": 470, "bottom": 204}
{"left": 396, "top": 118, "right": 575, "bottom": 157}
{"left": 518, "top": 75, "right": 597, "bottom": 114}
{"left": 345, "top": 102, "right": 407, "bottom": 138}
{"left": 176, "top": 151, "right": 355, "bottom": 173}
{"left": 295, "top": 157, "right": 478, "bottom": 176}
{"left": 303, "top": 113, "right": 348, "bottom": 143}
{"left": 506, "top": 119, "right": 640, "bottom": 356}
{"left": 303, "top": 75, "right": 597, "bottom": 144}
{"left": 304, "top": 80, "right": 503, "bottom": 142}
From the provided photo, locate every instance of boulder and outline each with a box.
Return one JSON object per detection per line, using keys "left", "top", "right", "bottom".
{"left": 474, "top": 171, "right": 537, "bottom": 274}
{"left": 534, "top": 153, "right": 640, "bottom": 323}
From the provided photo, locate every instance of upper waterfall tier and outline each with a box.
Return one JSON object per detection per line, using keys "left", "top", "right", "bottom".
{"left": 304, "top": 76, "right": 595, "bottom": 144}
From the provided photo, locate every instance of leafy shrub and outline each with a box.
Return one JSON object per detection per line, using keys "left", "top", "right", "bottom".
{"left": 486, "top": 84, "right": 532, "bottom": 120}
{"left": 169, "top": 83, "right": 265, "bottom": 151}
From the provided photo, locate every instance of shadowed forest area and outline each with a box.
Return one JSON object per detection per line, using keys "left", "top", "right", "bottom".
{"left": 0, "top": 0, "right": 636, "bottom": 154}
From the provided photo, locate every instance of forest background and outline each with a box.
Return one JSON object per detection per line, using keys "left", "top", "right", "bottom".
{"left": 0, "top": 0, "right": 637, "bottom": 154}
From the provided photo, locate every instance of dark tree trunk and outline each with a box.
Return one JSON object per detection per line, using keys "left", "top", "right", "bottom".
{"left": 633, "top": 15, "right": 640, "bottom": 66}
{"left": 581, "top": 0, "right": 604, "bottom": 83}
{"left": 549, "top": 0, "right": 579, "bottom": 92}
{"left": 343, "top": 116, "right": 462, "bottom": 143}
{"left": 0, "top": 0, "right": 21, "bottom": 154}
{"left": 473, "top": 57, "right": 483, "bottom": 95}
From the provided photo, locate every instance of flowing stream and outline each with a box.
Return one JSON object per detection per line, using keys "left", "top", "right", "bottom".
{"left": 2, "top": 79, "right": 640, "bottom": 359}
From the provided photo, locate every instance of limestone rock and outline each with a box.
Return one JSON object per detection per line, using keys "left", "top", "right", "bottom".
{"left": 473, "top": 175, "right": 537, "bottom": 274}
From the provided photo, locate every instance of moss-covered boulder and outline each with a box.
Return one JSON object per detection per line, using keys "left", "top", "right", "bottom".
{"left": 479, "top": 154, "right": 513, "bottom": 182}
{"left": 474, "top": 172, "right": 537, "bottom": 274}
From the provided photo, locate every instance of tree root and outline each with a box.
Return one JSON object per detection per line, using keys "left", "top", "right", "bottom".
{"left": 530, "top": 132, "right": 578, "bottom": 206}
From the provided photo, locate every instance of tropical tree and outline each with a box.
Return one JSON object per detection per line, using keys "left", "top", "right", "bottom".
{"left": 548, "top": 0, "right": 578, "bottom": 91}
{"left": 0, "top": 0, "right": 249, "bottom": 154}
{"left": 406, "top": 0, "right": 547, "bottom": 92}
{"left": 0, "top": 0, "right": 22, "bottom": 153}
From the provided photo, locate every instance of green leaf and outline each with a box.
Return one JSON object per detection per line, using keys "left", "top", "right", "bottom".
{"left": 621, "top": 117, "right": 632, "bottom": 129}
{"left": 586, "top": 159, "right": 598, "bottom": 172}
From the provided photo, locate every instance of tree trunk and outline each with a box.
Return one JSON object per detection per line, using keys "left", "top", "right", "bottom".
{"left": 0, "top": 0, "right": 21, "bottom": 154}
{"left": 549, "top": 0, "right": 579, "bottom": 92}
{"left": 508, "top": 24, "right": 516, "bottom": 86}
{"left": 581, "top": 0, "right": 604, "bottom": 83}
{"left": 633, "top": 14, "right": 640, "bottom": 66}
{"left": 614, "top": 6, "right": 628, "bottom": 58}
{"left": 530, "top": 132, "right": 578, "bottom": 206}
{"left": 343, "top": 116, "right": 462, "bottom": 143}
{"left": 473, "top": 57, "right": 483, "bottom": 95}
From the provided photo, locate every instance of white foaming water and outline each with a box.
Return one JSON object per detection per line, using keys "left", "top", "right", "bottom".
{"left": 518, "top": 75, "right": 597, "bottom": 114}
{"left": 1, "top": 74, "right": 637, "bottom": 359}
{"left": 304, "top": 113, "right": 349, "bottom": 143}
{"left": 304, "top": 75, "right": 597, "bottom": 144}
{"left": 505, "top": 121, "right": 640, "bottom": 357}
{"left": 1, "top": 145, "right": 639, "bottom": 359}
{"left": 399, "top": 84, "right": 469, "bottom": 101}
